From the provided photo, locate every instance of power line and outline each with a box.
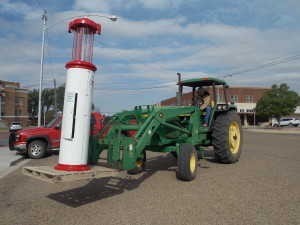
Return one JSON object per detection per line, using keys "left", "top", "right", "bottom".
{"left": 231, "top": 54, "right": 300, "bottom": 75}
{"left": 0, "top": 40, "right": 34, "bottom": 58}
{"left": 34, "top": 0, "right": 61, "bottom": 21}
{"left": 94, "top": 39, "right": 174, "bottom": 76}
{"left": 46, "top": 29, "right": 55, "bottom": 80}
{"left": 95, "top": 53, "right": 300, "bottom": 92}
{"left": 34, "top": 0, "right": 46, "bottom": 11}
{"left": 182, "top": 52, "right": 300, "bottom": 81}
{"left": 94, "top": 84, "right": 177, "bottom": 92}
{"left": 209, "top": 51, "right": 300, "bottom": 75}
{"left": 23, "top": 81, "right": 64, "bottom": 89}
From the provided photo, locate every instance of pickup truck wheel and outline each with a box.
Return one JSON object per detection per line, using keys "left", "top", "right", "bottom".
{"left": 28, "top": 140, "right": 46, "bottom": 159}
{"left": 177, "top": 144, "right": 198, "bottom": 181}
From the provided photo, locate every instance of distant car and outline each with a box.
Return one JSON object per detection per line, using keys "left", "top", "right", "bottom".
{"left": 9, "top": 122, "right": 23, "bottom": 132}
{"left": 273, "top": 118, "right": 300, "bottom": 127}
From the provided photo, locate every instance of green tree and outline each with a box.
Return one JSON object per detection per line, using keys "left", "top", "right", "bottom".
{"left": 27, "top": 84, "right": 98, "bottom": 124}
{"left": 256, "top": 83, "right": 300, "bottom": 126}
{"left": 42, "top": 88, "right": 54, "bottom": 114}
{"left": 27, "top": 85, "right": 65, "bottom": 120}
{"left": 56, "top": 85, "right": 65, "bottom": 112}
{"left": 28, "top": 89, "right": 39, "bottom": 118}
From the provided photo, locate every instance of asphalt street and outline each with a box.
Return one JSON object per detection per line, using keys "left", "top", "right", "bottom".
{"left": 0, "top": 130, "right": 299, "bottom": 225}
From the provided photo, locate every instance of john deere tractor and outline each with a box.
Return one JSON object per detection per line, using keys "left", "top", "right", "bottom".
{"left": 88, "top": 77, "right": 243, "bottom": 181}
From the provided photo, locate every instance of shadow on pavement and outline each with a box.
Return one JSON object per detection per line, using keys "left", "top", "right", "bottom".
{"left": 47, "top": 155, "right": 178, "bottom": 208}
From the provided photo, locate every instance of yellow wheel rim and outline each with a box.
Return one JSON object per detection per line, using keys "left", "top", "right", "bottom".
{"left": 136, "top": 152, "right": 145, "bottom": 168}
{"left": 229, "top": 121, "right": 240, "bottom": 154}
{"left": 190, "top": 153, "right": 196, "bottom": 173}
{"left": 136, "top": 159, "right": 144, "bottom": 168}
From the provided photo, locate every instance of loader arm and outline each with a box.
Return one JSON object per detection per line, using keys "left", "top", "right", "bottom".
{"left": 89, "top": 105, "right": 203, "bottom": 171}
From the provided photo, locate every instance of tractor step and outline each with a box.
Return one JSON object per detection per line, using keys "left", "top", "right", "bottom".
{"left": 198, "top": 149, "right": 215, "bottom": 160}
{"left": 22, "top": 165, "right": 120, "bottom": 184}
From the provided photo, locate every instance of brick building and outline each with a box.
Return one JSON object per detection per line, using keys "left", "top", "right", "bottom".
{"left": 160, "top": 86, "right": 271, "bottom": 126}
{"left": 0, "top": 80, "right": 29, "bottom": 127}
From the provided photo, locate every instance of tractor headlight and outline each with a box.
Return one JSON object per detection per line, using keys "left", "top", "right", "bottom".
{"left": 15, "top": 134, "right": 20, "bottom": 142}
{"left": 217, "top": 104, "right": 228, "bottom": 110}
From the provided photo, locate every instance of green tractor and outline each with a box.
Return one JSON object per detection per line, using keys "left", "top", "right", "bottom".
{"left": 89, "top": 77, "right": 243, "bottom": 181}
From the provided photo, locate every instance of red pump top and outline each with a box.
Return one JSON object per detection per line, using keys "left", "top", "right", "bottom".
{"left": 68, "top": 18, "right": 101, "bottom": 35}
{"left": 66, "top": 18, "right": 101, "bottom": 72}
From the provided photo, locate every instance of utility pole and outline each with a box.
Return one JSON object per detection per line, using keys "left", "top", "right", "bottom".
{"left": 38, "top": 11, "right": 47, "bottom": 126}
{"left": 176, "top": 73, "right": 182, "bottom": 106}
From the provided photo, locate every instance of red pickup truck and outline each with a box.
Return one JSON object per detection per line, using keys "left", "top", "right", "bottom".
{"left": 9, "top": 113, "right": 107, "bottom": 159}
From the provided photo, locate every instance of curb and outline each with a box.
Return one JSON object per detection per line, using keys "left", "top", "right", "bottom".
{"left": 243, "top": 127, "right": 300, "bottom": 134}
{"left": 7, "top": 155, "right": 25, "bottom": 167}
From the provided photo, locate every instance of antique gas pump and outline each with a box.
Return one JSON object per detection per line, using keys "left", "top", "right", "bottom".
{"left": 55, "top": 18, "right": 101, "bottom": 171}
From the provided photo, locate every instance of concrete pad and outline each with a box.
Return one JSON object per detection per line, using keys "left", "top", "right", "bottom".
{"left": 0, "top": 146, "right": 24, "bottom": 167}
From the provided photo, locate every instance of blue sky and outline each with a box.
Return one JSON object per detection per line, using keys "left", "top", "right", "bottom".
{"left": 0, "top": 0, "right": 300, "bottom": 115}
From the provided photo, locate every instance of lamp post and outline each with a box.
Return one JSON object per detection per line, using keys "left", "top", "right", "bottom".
{"left": 37, "top": 11, "right": 117, "bottom": 126}
{"left": 38, "top": 12, "right": 47, "bottom": 127}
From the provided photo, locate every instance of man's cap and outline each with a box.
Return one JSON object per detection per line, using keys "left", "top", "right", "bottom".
{"left": 197, "top": 87, "right": 206, "bottom": 95}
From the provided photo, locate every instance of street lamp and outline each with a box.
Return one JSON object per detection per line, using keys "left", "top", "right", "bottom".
{"left": 37, "top": 11, "right": 117, "bottom": 126}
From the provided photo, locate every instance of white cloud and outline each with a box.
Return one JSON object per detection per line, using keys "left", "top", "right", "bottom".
{"left": 72, "top": 0, "right": 137, "bottom": 13}
{"left": 0, "top": 0, "right": 41, "bottom": 20}
{"left": 73, "top": 0, "right": 111, "bottom": 13}
{"left": 73, "top": 0, "right": 197, "bottom": 12}
{"left": 137, "top": 0, "right": 188, "bottom": 10}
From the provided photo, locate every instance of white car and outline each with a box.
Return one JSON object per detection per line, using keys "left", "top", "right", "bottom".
{"left": 273, "top": 118, "right": 300, "bottom": 127}
{"left": 9, "top": 122, "right": 23, "bottom": 132}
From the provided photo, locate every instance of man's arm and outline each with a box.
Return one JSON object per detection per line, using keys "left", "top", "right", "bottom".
{"left": 200, "top": 95, "right": 211, "bottom": 110}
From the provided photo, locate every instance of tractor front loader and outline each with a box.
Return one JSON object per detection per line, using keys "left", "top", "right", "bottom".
{"left": 23, "top": 77, "right": 243, "bottom": 183}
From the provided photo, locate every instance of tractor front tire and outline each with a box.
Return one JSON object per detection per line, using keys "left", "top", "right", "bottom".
{"left": 127, "top": 151, "right": 146, "bottom": 175}
{"left": 27, "top": 140, "right": 46, "bottom": 159}
{"left": 212, "top": 111, "right": 243, "bottom": 164}
{"left": 177, "top": 144, "right": 198, "bottom": 181}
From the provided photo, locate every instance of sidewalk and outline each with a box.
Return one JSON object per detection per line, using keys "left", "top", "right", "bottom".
{"left": 0, "top": 146, "right": 25, "bottom": 166}
{"left": 0, "top": 146, "right": 29, "bottom": 179}
{"left": 243, "top": 126, "right": 300, "bottom": 134}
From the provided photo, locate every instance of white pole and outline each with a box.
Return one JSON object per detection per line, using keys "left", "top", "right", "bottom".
{"left": 38, "top": 12, "right": 47, "bottom": 127}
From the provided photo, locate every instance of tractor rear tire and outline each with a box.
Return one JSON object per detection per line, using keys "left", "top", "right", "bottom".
{"left": 212, "top": 111, "right": 243, "bottom": 164}
{"left": 127, "top": 151, "right": 146, "bottom": 175}
{"left": 177, "top": 144, "right": 198, "bottom": 181}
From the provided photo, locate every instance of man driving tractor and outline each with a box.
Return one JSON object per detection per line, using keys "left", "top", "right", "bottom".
{"left": 194, "top": 87, "right": 212, "bottom": 127}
